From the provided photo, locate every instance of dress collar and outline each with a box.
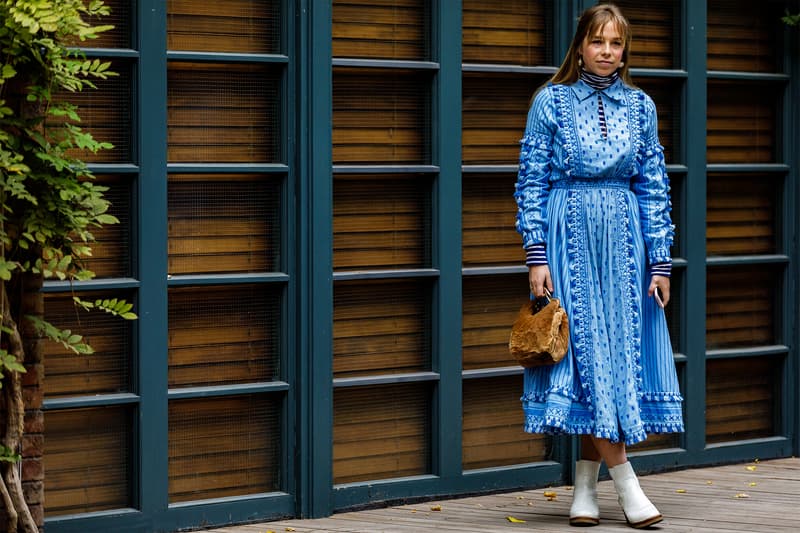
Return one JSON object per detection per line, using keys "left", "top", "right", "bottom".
{"left": 570, "top": 78, "right": 626, "bottom": 103}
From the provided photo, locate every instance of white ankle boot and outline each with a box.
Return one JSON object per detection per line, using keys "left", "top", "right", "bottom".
{"left": 569, "top": 460, "right": 601, "bottom": 526}
{"left": 608, "top": 462, "right": 663, "bottom": 528}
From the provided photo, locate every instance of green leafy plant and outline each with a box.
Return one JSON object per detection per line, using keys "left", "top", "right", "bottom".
{"left": 784, "top": 11, "right": 800, "bottom": 26}
{"left": 0, "top": 2, "right": 134, "bottom": 531}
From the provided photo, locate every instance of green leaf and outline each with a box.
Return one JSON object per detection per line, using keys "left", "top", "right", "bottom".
{"left": 0, "top": 64, "right": 15, "bottom": 79}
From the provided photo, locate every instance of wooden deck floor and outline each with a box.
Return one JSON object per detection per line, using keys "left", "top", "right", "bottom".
{"left": 203, "top": 457, "right": 799, "bottom": 532}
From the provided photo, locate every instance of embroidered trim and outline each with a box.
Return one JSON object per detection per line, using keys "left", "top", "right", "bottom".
{"left": 615, "top": 190, "right": 644, "bottom": 400}
{"left": 565, "top": 189, "right": 594, "bottom": 407}
{"left": 552, "top": 84, "right": 579, "bottom": 178}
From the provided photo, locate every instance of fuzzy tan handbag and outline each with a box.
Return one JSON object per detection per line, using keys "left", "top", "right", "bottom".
{"left": 509, "top": 290, "right": 570, "bottom": 367}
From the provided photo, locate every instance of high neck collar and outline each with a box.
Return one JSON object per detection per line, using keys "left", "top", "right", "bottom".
{"left": 579, "top": 68, "right": 619, "bottom": 91}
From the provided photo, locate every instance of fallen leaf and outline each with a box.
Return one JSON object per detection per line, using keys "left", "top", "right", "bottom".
{"left": 675, "top": 489, "right": 687, "bottom": 493}
{"left": 410, "top": 509, "right": 417, "bottom": 513}
{"left": 745, "top": 465, "right": 757, "bottom": 472}
{"left": 754, "top": 458, "right": 760, "bottom": 463}
{"left": 565, "top": 485, "right": 574, "bottom": 491}
{"left": 430, "top": 505, "right": 442, "bottom": 511}
{"left": 734, "top": 493, "right": 750, "bottom": 499}
{"left": 543, "top": 490, "right": 557, "bottom": 498}
{"left": 507, "top": 516, "right": 526, "bottom": 523}
{"left": 749, "top": 482, "right": 758, "bottom": 487}
{"left": 706, "top": 480, "right": 713, "bottom": 485}
{"left": 516, "top": 495, "right": 525, "bottom": 500}
{"left": 527, "top": 502, "right": 534, "bottom": 506}
{"left": 285, "top": 529, "right": 296, "bottom": 532}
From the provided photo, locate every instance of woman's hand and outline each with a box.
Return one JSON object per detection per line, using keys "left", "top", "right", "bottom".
{"left": 529, "top": 265, "right": 553, "bottom": 298}
{"left": 648, "top": 275, "right": 670, "bottom": 308}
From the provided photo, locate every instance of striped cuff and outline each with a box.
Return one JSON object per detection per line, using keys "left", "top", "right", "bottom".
{"left": 649, "top": 261, "right": 672, "bottom": 278}
{"left": 525, "top": 243, "right": 548, "bottom": 266}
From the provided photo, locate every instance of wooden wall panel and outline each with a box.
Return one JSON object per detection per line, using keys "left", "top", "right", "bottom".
{"left": 168, "top": 0, "right": 280, "bottom": 54}
{"left": 707, "top": 81, "right": 778, "bottom": 164}
{"left": 44, "top": 407, "right": 131, "bottom": 516}
{"left": 706, "top": 357, "right": 778, "bottom": 443}
{"left": 168, "top": 62, "right": 280, "bottom": 163}
{"left": 636, "top": 78, "right": 679, "bottom": 163}
{"left": 462, "top": 0, "right": 548, "bottom": 66}
{"left": 462, "top": 174, "right": 523, "bottom": 267}
{"left": 168, "top": 285, "right": 279, "bottom": 388}
{"left": 168, "top": 174, "right": 280, "bottom": 275}
{"left": 43, "top": 292, "right": 132, "bottom": 397}
{"left": 84, "top": 175, "right": 132, "bottom": 278}
{"left": 707, "top": 0, "right": 782, "bottom": 72}
{"left": 604, "top": 0, "right": 678, "bottom": 69}
{"left": 334, "top": 175, "right": 429, "bottom": 271}
{"left": 66, "top": 0, "right": 131, "bottom": 49}
{"left": 706, "top": 266, "right": 778, "bottom": 349}
{"left": 334, "top": 279, "right": 429, "bottom": 378}
{"left": 462, "top": 376, "right": 550, "bottom": 470}
{"left": 463, "top": 73, "right": 545, "bottom": 165}
{"left": 707, "top": 174, "right": 777, "bottom": 256}
{"left": 333, "top": 383, "right": 430, "bottom": 484}
{"left": 333, "top": 68, "right": 430, "bottom": 165}
{"left": 168, "top": 395, "right": 280, "bottom": 502}
{"left": 462, "top": 275, "right": 528, "bottom": 370}
{"left": 333, "top": 0, "right": 427, "bottom": 60}
{"left": 60, "top": 61, "right": 133, "bottom": 163}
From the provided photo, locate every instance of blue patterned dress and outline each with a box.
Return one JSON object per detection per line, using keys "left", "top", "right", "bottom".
{"left": 514, "top": 79, "right": 684, "bottom": 445}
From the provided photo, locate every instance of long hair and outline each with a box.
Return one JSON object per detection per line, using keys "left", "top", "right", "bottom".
{"left": 550, "top": 4, "right": 635, "bottom": 87}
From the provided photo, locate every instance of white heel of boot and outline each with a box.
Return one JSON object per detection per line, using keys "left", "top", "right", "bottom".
{"left": 569, "top": 460, "right": 601, "bottom": 526}
{"left": 609, "top": 462, "right": 662, "bottom": 528}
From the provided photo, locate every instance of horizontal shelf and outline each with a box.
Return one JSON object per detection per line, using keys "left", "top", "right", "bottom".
{"left": 72, "top": 47, "right": 140, "bottom": 59}
{"left": 333, "top": 269, "right": 439, "bottom": 281}
{"left": 707, "top": 70, "right": 790, "bottom": 82}
{"left": 168, "top": 163, "right": 289, "bottom": 174}
{"left": 706, "top": 254, "right": 789, "bottom": 266}
{"left": 167, "top": 51, "right": 289, "bottom": 64}
{"left": 168, "top": 381, "right": 290, "bottom": 400}
{"left": 706, "top": 345, "right": 789, "bottom": 360}
{"left": 333, "top": 165, "right": 439, "bottom": 174}
{"left": 42, "top": 278, "right": 141, "bottom": 292}
{"left": 462, "top": 64, "right": 556, "bottom": 75}
{"left": 167, "top": 273, "right": 290, "bottom": 286}
{"left": 462, "top": 366, "right": 523, "bottom": 380}
{"left": 333, "top": 58, "right": 439, "bottom": 70}
{"left": 44, "top": 393, "right": 140, "bottom": 411}
{"left": 707, "top": 163, "right": 790, "bottom": 174}
{"left": 333, "top": 372, "right": 440, "bottom": 388}
{"left": 629, "top": 68, "right": 688, "bottom": 78}
{"left": 87, "top": 163, "right": 140, "bottom": 174}
{"left": 462, "top": 164, "right": 518, "bottom": 174}
{"left": 463, "top": 265, "right": 526, "bottom": 276}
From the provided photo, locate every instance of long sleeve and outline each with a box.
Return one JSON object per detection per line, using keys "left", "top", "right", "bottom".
{"left": 631, "top": 94, "right": 674, "bottom": 265}
{"left": 515, "top": 87, "right": 556, "bottom": 249}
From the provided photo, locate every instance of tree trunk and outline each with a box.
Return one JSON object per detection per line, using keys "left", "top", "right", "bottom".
{"left": 0, "top": 281, "right": 39, "bottom": 533}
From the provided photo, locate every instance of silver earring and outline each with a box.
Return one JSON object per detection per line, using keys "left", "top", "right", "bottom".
{"left": 578, "top": 57, "right": 583, "bottom": 67}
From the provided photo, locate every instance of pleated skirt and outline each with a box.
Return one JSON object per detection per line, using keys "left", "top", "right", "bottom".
{"left": 521, "top": 178, "right": 684, "bottom": 445}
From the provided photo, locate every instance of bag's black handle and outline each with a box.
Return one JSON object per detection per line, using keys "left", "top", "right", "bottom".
{"left": 531, "top": 288, "right": 552, "bottom": 315}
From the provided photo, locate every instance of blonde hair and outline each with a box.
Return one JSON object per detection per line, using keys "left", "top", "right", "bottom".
{"left": 551, "top": 3, "right": 635, "bottom": 87}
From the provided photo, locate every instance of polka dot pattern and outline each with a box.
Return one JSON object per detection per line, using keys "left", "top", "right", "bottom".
{"left": 516, "top": 80, "right": 684, "bottom": 445}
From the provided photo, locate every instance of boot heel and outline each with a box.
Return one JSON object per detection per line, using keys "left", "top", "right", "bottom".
{"left": 609, "top": 462, "right": 662, "bottom": 529}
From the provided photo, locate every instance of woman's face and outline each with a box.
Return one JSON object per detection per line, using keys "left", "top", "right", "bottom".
{"left": 579, "top": 23, "right": 624, "bottom": 76}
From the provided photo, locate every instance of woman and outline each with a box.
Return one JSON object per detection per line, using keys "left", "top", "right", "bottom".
{"left": 514, "top": 4, "right": 684, "bottom": 529}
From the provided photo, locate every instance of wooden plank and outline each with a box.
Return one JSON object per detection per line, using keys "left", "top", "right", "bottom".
{"left": 209, "top": 458, "right": 800, "bottom": 533}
